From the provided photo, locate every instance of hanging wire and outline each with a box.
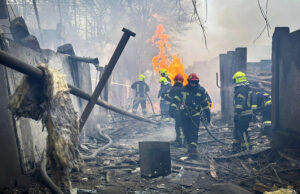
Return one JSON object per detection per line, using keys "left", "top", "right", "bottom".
{"left": 254, "top": 0, "right": 271, "bottom": 43}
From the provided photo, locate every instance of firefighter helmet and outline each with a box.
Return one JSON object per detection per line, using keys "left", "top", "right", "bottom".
{"left": 159, "top": 69, "right": 167, "bottom": 74}
{"left": 232, "top": 71, "right": 247, "bottom": 84}
{"left": 174, "top": 74, "right": 184, "bottom": 83}
{"left": 188, "top": 73, "right": 199, "bottom": 81}
{"left": 138, "top": 74, "right": 145, "bottom": 81}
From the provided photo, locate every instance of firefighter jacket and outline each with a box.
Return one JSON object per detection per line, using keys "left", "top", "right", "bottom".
{"left": 158, "top": 82, "right": 172, "bottom": 99}
{"left": 251, "top": 92, "right": 271, "bottom": 113}
{"left": 131, "top": 81, "right": 149, "bottom": 98}
{"left": 234, "top": 82, "right": 253, "bottom": 118}
{"left": 168, "top": 82, "right": 183, "bottom": 117}
{"left": 170, "top": 84, "right": 210, "bottom": 122}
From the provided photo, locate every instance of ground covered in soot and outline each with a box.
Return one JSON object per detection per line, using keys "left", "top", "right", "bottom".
{"left": 73, "top": 113, "right": 300, "bottom": 194}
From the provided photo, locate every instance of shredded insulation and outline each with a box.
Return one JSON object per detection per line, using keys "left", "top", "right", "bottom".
{"left": 9, "top": 64, "right": 82, "bottom": 193}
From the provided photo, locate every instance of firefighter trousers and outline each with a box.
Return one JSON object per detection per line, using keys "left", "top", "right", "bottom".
{"left": 233, "top": 116, "right": 252, "bottom": 153}
{"left": 174, "top": 112, "right": 185, "bottom": 145}
{"left": 160, "top": 99, "right": 170, "bottom": 119}
{"left": 132, "top": 97, "right": 147, "bottom": 115}
{"left": 182, "top": 115, "right": 200, "bottom": 153}
{"left": 262, "top": 104, "right": 272, "bottom": 136}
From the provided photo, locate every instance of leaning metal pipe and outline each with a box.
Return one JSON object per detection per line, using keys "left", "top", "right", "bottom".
{"left": 0, "top": 50, "right": 159, "bottom": 126}
{"left": 80, "top": 28, "right": 136, "bottom": 130}
{"left": 69, "top": 85, "right": 159, "bottom": 125}
{"left": 68, "top": 55, "right": 99, "bottom": 65}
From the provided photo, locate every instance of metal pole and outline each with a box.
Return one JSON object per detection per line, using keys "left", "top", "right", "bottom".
{"left": 0, "top": 50, "right": 159, "bottom": 126}
{"left": 216, "top": 72, "right": 220, "bottom": 88}
{"left": 68, "top": 55, "right": 99, "bottom": 65}
{"left": 79, "top": 28, "right": 135, "bottom": 130}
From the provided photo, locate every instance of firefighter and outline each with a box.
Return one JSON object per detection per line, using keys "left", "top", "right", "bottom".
{"left": 232, "top": 71, "right": 253, "bottom": 153}
{"left": 131, "top": 74, "right": 149, "bottom": 115}
{"left": 172, "top": 73, "right": 210, "bottom": 155}
{"left": 159, "top": 68, "right": 171, "bottom": 82}
{"left": 158, "top": 77, "right": 172, "bottom": 120}
{"left": 252, "top": 91, "right": 272, "bottom": 136}
{"left": 169, "top": 74, "right": 185, "bottom": 146}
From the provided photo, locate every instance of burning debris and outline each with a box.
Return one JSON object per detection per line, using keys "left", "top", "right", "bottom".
{"left": 152, "top": 24, "right": 189, "bottom": 85}
{"left": 9, "top": 64, "right": 82, "bottom": 193}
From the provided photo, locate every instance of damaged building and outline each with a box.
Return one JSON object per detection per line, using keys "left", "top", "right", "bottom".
{"left": 0, "top": 0, "right": 300, "bottom": 194}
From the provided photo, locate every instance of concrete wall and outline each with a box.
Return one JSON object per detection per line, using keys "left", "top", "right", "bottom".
{"left": 0, "top": 39, "right": 92, "bottom": 189}
{"left": 4, "top": 40, "right": 85, "bottom": 171}
{"left": 272, "top": 27, "right": 300, "bottom": 149}
{"left": 219, "top": 48, "right": 247, "bottom": 123}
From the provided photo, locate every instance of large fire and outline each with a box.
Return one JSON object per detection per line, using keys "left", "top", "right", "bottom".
{"left": 152, "top": 24, "right": 188, "bottom": 85}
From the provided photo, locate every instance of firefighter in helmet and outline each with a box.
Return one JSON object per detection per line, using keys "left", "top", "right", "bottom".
{"left": 131, "top": 74, "right": 149, "bottom": 115}
{"left": 252, "top": 91, "right": 272, "bottom": 137}
{"left": 172, "top": 73, "right": 210, "bottom": 155}
{"left": 159, "top": 68, "right": 171, "bottom": 83}
{"left": 158, "top": 77, "right": 172, "bottom": 120}
{"left": 232, "top": 71, "right": 253, "bottom": 153}
{"left": 169, "top": 74, "right": 185, "bottom": 146}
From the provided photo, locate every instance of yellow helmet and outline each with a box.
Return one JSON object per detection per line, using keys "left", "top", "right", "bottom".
{"left": 159, "top": 69, "right": 167, "bottom": 75}
{"left": 232, "top": 71, "right": 247, "bottom": 84}
{"left": 159, "top": 77, "right": 168, "bottom": 84}
{"left": 138, "top": 74, "right": 145, "bottom": 81}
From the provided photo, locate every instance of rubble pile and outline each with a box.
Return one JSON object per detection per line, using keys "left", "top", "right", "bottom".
{"left": 74, "top": 116, "right": 300, "bottom": 193}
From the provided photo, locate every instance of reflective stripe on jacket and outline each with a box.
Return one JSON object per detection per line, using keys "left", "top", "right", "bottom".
{"left": 131, "top": 80, "right": 149, "bottom": 98}
{"left": 234, "top": 83, "right": 253, "bottom": 117}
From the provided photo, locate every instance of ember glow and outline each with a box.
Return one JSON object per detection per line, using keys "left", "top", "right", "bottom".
{"left": 152, "top": 24, "right": 188, "bottom": 85}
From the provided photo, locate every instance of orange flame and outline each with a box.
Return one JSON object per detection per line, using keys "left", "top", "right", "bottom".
{"left": 152, "top": 24, "right": 188, "bottom": 85}
{"left": 152, "top": 13, "right": 165, "bottom": 22}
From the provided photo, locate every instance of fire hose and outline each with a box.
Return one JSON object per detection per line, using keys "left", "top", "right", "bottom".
{"left": 146, "top": 93, "right": 155, "bottom": 114}
{"left": 81, "top": 127, "right": 113, "bottom": 160}
{"left": 185, "top": 104, "right": 229, "bottom": 145}
{"left": 40, "top": 151, "right": 64, "bottom": 194}
{"left": 200, "top": 117, "right": 229, "bottom": 145}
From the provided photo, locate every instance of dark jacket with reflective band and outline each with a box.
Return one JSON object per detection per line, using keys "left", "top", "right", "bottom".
{"left": 234, "top": 83, "right": 253, "bottom": 117}
{"left": 158, "top": 82, "right": 172, "bottom": 99}
{"left": 131, "top": 81, "right": 149, "bottom": 98}
{"left": 251, "top": 92, "right": 271, "bottom": 112}
{"left": 171, "top": 84, "right": 210, "bottom": 120}
{"left": 168, "top": 83, "right": 183, "bottom": 115}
